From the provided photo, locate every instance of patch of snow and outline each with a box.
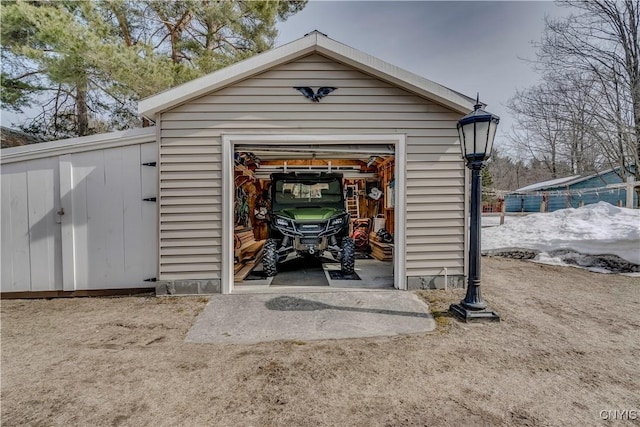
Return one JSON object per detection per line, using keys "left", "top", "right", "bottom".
{"left": 533, "top": 252, "right": 569, "bottom": 266}
{"left": 483, "top": 202, "right": 640, "bottom": 273}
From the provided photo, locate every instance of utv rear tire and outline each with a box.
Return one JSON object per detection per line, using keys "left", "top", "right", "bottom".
{"left": 263, "top": 239, "right": 278, "bottom": 277}
{"left": 341, "top": 237, "right": 355, "bottom": 274}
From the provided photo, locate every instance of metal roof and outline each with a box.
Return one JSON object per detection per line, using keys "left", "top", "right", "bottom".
{"left": 513, "top": 167, "right": 627, "bottom": 193}
{"left": 514, "top": 175, "right": 581, "bottom": 193}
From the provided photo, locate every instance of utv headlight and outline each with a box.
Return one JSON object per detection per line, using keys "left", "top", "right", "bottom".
{"left": 275, "top": 218, "right": 289, "bottom": 227}
{"left": 330, "top": 217, "right": 344, "bottom": 226}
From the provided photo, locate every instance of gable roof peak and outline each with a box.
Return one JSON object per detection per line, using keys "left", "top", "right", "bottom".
{"left": 138, "top": 33, "right": 476, "bottom": 117}
{"left": 304, "top": 29, "right": 328, "bottom": 37}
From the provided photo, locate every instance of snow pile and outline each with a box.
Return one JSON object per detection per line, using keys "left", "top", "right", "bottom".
{"left": 482, "top": 202, "right": 640, "bottom": 273}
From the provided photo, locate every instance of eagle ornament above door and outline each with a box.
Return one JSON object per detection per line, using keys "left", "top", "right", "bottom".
{"left": 293, "top": 87, "right": 337, "bottom": 102}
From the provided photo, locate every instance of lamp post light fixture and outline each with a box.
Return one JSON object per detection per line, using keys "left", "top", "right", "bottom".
{"left": 449, "top": 96, "right": 501, "bottom": 322}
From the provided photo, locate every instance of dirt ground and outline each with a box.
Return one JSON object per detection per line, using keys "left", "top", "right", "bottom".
{"left": 2, "top": 257, "right": 639, "bottom": 426}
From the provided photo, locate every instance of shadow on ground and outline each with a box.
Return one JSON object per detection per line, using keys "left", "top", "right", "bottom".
{"left": 265, "top": 295, "right": 431, "bottom": 318}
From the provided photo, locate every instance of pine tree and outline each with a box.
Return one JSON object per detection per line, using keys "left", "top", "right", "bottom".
{"left": 1, "top": 0, "right": 307, "bottom": 140}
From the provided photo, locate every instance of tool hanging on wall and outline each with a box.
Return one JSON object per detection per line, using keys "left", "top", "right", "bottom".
{"left": 234, "top": 186, "right": 251, "bottom": 228}
{"left": 368, "top": 185, "right": 382, "bottom": 217}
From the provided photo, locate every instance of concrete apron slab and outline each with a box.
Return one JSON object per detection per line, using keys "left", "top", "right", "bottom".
{"left": 186, "top": 291, "right": 435, "bottom": 345}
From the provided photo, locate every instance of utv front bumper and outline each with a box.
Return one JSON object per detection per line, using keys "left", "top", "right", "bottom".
{"left": 270, "top": 213, "right": 349, "bottom": 238}
{"left": 270, "top": 213, "right": 349, "bottom": 254}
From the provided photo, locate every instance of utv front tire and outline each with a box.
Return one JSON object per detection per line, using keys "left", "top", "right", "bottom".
{"left": 341, "top": 237, "right": 355, "bottom": 274}
{"left": 263, "top": 238, "right": 278, "bottom": 277}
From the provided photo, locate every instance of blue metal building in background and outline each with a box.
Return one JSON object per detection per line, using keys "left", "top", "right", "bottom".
{"left": 504, "top": 167, "right": 637, "bottom": 212}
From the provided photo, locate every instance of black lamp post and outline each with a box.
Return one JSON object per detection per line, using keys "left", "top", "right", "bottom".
{"left": 449, "top": 96, "right": 501, "bottom": 322}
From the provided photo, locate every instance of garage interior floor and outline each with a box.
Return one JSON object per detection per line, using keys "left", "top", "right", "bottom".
{"left": 234, "top": 256, "right": 394, "bottom": 293}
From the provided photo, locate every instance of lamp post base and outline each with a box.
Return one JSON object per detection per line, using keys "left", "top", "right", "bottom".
{"left": 449, "top": 303, "right": 500, "bottom": 322}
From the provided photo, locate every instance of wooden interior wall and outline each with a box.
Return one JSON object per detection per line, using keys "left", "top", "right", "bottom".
{"left": 233, "top": 165, "right": 269, "bottom": 241}
{"left": 234, "top": 155, "right": 396, "bottom": 241}
{"left": 254, "top": 179, "right": 270, "bottom": 240}
{"left": 378, "top": 158, "right": 395, "bottom": 234}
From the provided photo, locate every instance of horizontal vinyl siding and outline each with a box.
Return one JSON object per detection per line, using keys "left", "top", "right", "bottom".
{"left": 160, "top": 122, "right": 457, "bottom": 130}
{"left": 158, "top": 53, "right": 465, "bottom": 281}
{"left": 160, "top": 128, "right": 455, "bottom": 138}
{"left": 175, "top": 101, "right": 449, "bottom": 112}
{"left": 405, "top": 131, "right": 466, "bottom": 275}
{"left": 162, "top": 112, "right": 458, "bottom": 121}
{"left": 158, "top": 133, "right": 222, "bottom": 279}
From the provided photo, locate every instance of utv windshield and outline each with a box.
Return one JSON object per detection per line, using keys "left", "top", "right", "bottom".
{"left": 274, "top": 180, "right": 342, "bottom": 204}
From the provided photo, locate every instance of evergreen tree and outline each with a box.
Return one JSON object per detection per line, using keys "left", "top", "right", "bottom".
{"left": 1, "top": 0, "right": 307, "bottom": 140}
{"left": 481, "top": 166, "right": 495, "bottom": 204}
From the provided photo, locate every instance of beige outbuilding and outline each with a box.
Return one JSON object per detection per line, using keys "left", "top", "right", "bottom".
{"left": 139, "top": 31, "right": 475, "bottom": 294}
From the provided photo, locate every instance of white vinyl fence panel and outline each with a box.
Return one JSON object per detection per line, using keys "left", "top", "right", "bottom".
{"left": 1, "top": 134, "right": 157, "bottom": 293}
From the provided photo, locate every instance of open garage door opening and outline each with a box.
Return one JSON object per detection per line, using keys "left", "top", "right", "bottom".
{"left": 224, "top": 135, "right": 404, "bottom": 293}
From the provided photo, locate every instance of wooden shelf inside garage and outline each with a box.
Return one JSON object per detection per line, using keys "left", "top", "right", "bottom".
{"left": 234, "top": 228, "right": 265, "bottom": 281}
{"left": 369, "top": 232, "right": 393, "bottom": 261}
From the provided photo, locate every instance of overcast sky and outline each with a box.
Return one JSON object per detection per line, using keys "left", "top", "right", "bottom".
{"left": 1, "top": 1, "right": 572, "bottom": 156}
{"left": 276, "top": 0, "right": 571, "bottom": 155}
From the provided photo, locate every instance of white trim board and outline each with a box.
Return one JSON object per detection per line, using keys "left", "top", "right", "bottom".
{"left": 221, "top": 133, "right": 407, "bottom": 294}
{"left": 139, "top": 32, "right": 475, "bottom": 118}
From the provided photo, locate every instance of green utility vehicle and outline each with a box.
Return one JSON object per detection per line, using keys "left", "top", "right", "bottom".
{"left": 263, "top": 172, "right": 355, "bottom": 277}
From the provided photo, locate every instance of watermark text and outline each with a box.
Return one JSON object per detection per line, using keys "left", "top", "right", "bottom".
{"left": 599, "top": 409, "right": 638, "bottom": 421}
